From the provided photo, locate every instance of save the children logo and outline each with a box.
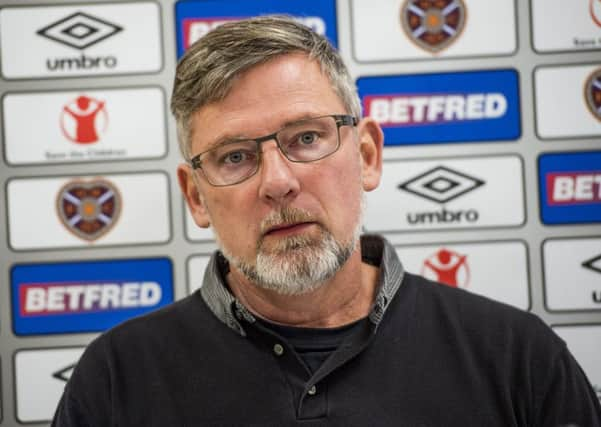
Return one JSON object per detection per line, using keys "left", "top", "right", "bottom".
{"left": 60, "top": 95, "right": 108, "bottom": 144}
{"left": 398, "top": 166, "right": 484, "bottom": 225}
{"left": 37, "top": 12, "right": 122, "bottom": 71}
{"left": 584, "top": 68, "right": 601, "bottom": 122}
{"left": 400, "top": 0, "right": 466, "bottom": 53}
{"left": 421, "top": 248, "right": 470, "bottom": 288}
{"left": 56, "top": 178, "right": 121, "bottom": 241}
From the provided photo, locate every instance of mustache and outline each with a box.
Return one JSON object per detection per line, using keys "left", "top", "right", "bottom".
{"left": 259, "top": 207, "right": 317, "bottom": 235}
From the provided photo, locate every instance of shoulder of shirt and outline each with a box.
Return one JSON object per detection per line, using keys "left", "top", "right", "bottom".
{"left": 86, "top": 291, "right": 211, "bottom": 348}
{"left": 400, "top": 271, "right": 566, "bottom": 350}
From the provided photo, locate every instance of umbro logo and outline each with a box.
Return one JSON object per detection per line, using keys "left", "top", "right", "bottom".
{"left": 398, "top": 166, "right": 485, "bottom": 203}
{"left": 582, "top": 253, "right": 601, "bottom": 274}
{"left": 37, "top": 12, "right": 122, "bottom": 50}
{"left": 52, "top": 363, "right": 76, "bottom": 382}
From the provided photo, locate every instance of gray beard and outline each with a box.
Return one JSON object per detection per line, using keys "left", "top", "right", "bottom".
{"left": 216, "top": 206, "right": 363, "bottom": 296}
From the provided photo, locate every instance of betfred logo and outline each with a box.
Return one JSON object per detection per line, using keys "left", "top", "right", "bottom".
{"left": 365, "top": 93, "right": 507, "bottom": 126}
{"left": 546, "top": 172, "right": 601, "bottom": 205}
{"left": 539, "top": 151, "right": 601, "bottom": 224}
{"left": 182, "top": 16, "right": 326, "bottom": 51}
{"left": 20, "top": 281, "right": 162, "bottom": 316}
{"left": 11, "top": 258, "right": 173, "bottom": 335}
{"left": 175, "top": 0, "right": 337, "bottom": 57}
{"left": 357, "top": 69, "right": 520, "bottom": 145}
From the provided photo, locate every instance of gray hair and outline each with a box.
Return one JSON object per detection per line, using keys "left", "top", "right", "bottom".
{"left": 170, "top": 15, "right": 361, "bottom": 160}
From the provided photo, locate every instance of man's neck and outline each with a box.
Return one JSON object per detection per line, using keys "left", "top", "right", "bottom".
{"left": 227, "top": 250, "right": 380, "bottom": 328}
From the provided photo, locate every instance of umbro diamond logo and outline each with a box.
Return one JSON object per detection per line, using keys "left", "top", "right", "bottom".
{"left": 37, "top": 12, "right": 122, "bottom": 50}
{"left": 52, "top": 363, "right": 76, "bottom": 382}
{"left": 582, "top": 253, "right": 601, "bottom": 274}
{"left": 398, "top": 166, "right": 485, "bottom": 203}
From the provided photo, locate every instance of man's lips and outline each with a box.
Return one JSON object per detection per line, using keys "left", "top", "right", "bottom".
{"left": 264, "top": 222, "right": 315, "bottom": 237}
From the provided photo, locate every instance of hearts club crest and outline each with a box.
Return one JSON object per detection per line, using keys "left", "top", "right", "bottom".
{"left": 400, "top": 0, "right": 467, "bottom": 53}
{"left": 56, "top": 178, "right": 121, "bottom": 241}
{"left": 584, "top": 68, "right": 601, "bottom": 122}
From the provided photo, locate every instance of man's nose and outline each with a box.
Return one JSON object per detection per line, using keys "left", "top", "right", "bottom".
{"left": 258, "top": 140, "right": 301, "bottom": 205}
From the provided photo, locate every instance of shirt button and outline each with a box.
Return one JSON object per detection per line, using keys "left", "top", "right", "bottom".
{"left": 307, "top": 385, "right": 317, "bottom": 396}
{"left": 273, "top": 343, "right": 284, "bottom": 356}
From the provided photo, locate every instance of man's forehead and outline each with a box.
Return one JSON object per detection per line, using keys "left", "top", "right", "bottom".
{"left": 189, "top": 54, "right": 344, "bottom": 148}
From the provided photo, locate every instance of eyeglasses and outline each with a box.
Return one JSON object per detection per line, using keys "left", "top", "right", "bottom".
{"left": 190, "top": 114, "right": 357, "bottom": 187}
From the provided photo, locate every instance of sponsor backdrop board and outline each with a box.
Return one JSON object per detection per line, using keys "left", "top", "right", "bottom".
{"left": 11, "top": 258, "right": 174, "bottom": 335}
{"left": 357, "top": 69, "right": 521, "bottom": 145}
{"left": 7, "top": 173, "right": 171, "bottom": 250}
{"left": 532, "top": 0, "right": 601, "bottom": 53}
{"left": 14, "top": 347, "right": 85, "bottom": 423}
{"left": 3, "top": 87, "right": 167, "bottom": 165}
{"left": 543, "top": 237, "right": 601, "bottom": 311}
{"left": 538, "top": 151, "right": 601, "bottom": 225}
{"left": 175, "top": 0, "right": 337, "bottom": 57}
{"left": 187, "top": 255, "right": 212, "bottom": 294}
{"left": 553, "top": 325, "right": 601, "bottom": 402}
{"left": 0, "top": 2, "right": 162, "bottom": 79}
{"left": 351, "top": 0, "right": 517, "bottom": 62}
{"left": 396, "top": 241, "right": 530, "bottom": 310}
{"left": 365, "top": 155, "right": 525, "bottom": 232}
{"left": 534, "top": 64, "right": 601, "bottom": 140}
{"left": 0, "top": 0, "right": 600, "bottom": 424}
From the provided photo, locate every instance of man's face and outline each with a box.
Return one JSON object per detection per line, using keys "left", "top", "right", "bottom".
{"left": 179, "top": 53, "right": 382, "bottom": 294}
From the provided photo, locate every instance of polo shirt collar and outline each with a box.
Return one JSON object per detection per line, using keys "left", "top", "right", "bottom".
{"left": 199, "top": 234, "right": 405, "bottom": 336}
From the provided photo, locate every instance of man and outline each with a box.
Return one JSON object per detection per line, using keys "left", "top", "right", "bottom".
{"left": 53, "top": 16, "right": 601, "bottom": 426}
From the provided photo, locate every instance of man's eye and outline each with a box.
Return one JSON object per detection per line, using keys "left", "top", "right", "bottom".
{"left": 298, "top": 132, "right": 319, "bottom": 145}
{"left": 222, "top": 150, "right": 252, "bottom": 164}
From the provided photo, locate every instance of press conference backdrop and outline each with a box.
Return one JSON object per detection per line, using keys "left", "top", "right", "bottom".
{"left": 0, "top": 0, "right": 600, "bottom": 424}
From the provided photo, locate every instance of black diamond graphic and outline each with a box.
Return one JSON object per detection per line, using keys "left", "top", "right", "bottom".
{"left": 582, "top": 254, "right": 601, "bottom": 274}
{"left": 52, "top": 363, "right": 76, "bottom": 382}
{"left": 423, "top": 177, "right": 460, "bottom": 194}
{"left": 398, "top": 166, "right": 485, "bottom": 204}
{"left": 37, "top": 12, "right": 122, "bottom": 50}
{"left": 62, "top": 23, "right": 98, "bottom": 40}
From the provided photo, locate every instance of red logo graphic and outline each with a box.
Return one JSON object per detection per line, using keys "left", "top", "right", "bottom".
{"left": 400, "top": 0, "right": 467, "bottom": 53}
{"left": 591, "top": 0, "right": 601, "bottom": 27}
{"left": 421, "top": 248, "right": 470, "bottom": 288}
{"left": 546, "top": 172, "right": 601, "bottom": 205}
{"left": 56, "top": 178, "right": 121, "bottom": 241}
{"left": 60, "top": 95, "right": 108, "bottom": 144}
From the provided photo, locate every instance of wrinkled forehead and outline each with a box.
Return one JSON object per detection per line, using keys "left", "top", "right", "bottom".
{"left": 189, "top": 54, "right": 345, "bottom": 148}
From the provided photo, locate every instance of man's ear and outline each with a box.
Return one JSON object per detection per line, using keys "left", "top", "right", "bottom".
{"left": 357, "top": 117, "right": 384, "bottom": 192}
{"left": 177, "top": 163, "right": 211, "bottom": 228}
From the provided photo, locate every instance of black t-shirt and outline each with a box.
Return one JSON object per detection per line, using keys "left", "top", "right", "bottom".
{"left": 257, "top": 317, "right": 367, "bottom": 373}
